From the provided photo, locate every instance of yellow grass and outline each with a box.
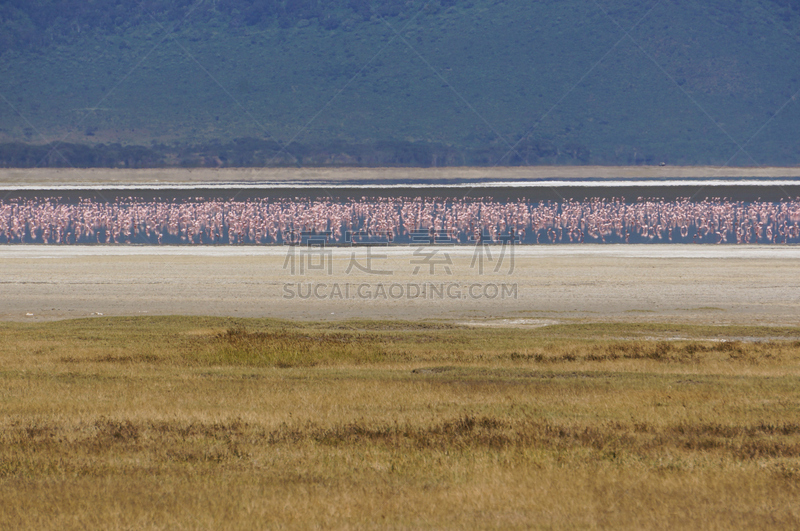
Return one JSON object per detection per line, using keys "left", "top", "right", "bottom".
{"left": 1, "top": 317, "right": 799, "bottom": 529}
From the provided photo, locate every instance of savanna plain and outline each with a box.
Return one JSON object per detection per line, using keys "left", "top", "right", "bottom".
{"left": 1, "top": 317, "right": 799, "bottom": 529}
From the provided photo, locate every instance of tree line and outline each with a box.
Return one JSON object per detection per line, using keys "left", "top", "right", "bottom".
{"left": 0, "top": 138, "right": 592, "bottom": 168}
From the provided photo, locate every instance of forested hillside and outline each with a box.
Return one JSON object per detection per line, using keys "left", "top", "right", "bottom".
{"left": 2, "top": 0, "right": 800, "bottom": 167}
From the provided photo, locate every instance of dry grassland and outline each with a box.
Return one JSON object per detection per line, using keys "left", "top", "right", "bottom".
{"left": 1, "top": 317, "right": 800, "bottom": 529}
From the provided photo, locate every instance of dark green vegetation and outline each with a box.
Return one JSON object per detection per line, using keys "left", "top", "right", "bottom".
{"left": 2, "top": 0, "right": 800, "bottom": 167}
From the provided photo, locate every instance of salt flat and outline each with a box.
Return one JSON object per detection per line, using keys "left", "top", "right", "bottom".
{"left": 2, "top": 245, "right": 799, "bottom": 325}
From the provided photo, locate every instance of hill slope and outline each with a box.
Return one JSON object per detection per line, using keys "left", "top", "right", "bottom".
{"left": 1, "top": 0, "right": 800, "bottom": 166}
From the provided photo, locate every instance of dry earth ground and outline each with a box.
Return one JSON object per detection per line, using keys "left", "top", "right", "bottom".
{"left": 1, "top": 246, "right": 799, "bottom": 325}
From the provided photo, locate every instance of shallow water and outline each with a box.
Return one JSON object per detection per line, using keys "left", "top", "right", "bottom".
{"left": 2, "top": 180, "right": 800, "bottom": 245}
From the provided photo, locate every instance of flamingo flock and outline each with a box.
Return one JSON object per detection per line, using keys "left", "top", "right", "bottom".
{"left": 0, "top": 196, "right": 799, "bottom": 245}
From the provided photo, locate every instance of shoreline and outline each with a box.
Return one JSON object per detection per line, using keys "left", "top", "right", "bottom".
{"left": 3, "top": 166, "right": 800, "bottom": 186}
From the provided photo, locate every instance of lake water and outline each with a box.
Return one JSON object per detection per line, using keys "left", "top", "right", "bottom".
{"left": 2, "top": 179, "right": 799, "bottom": 245}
